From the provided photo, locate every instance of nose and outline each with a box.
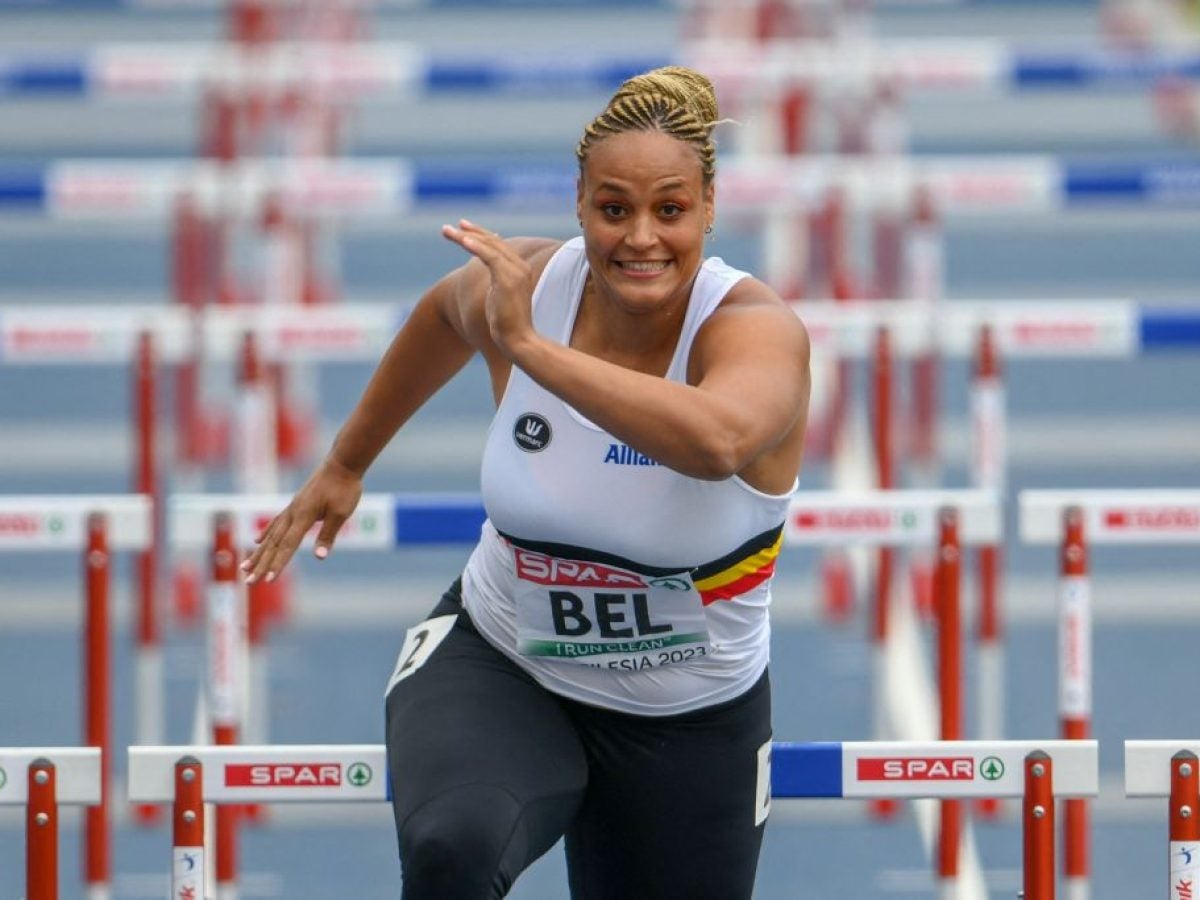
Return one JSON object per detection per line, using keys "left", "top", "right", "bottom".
{"left": 623, "top": 213, "right": 658, "bottom": 251}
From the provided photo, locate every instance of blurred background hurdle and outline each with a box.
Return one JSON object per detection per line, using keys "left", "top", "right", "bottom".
{"left": 125, "top": 738, "right": 1099, "bottom": 900}
{"left": 0, "top": 747, "right": 101, "bottom": 900}
{"left": 0, "top": 497, "right": 150, "bottom": 900}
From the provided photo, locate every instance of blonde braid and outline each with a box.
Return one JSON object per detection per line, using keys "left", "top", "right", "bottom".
{"left": 576, "top": 66, "right": 719, "bottom": 183}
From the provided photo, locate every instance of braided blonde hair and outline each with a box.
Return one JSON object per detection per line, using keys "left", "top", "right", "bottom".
{"left": 576, "top": 66, "right": 719, "bottom": 184}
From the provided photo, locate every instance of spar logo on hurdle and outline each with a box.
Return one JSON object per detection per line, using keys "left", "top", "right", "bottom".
{"left": 223, "top": 761, "right": 375, "bottom": 789}
{"left": 858, "top": 757, "right": 977, "bottom": 781}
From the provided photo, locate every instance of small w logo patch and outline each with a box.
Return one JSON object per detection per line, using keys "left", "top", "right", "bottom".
{"left": 513, "top": 413, "right": 552, "bottom": 452}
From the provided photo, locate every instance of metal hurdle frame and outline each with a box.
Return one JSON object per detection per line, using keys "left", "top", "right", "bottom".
{"left": 1020, "top": 490, "right": 1200, "bottom": 900}
{"left": 126, "top": 739, "right": 1097, "bottom": 900}
{"left": 1126, "top": 741, "right": 1200, "bottom": 900}
{"left": 0, "top": 497, "right": 150, "bottom": 900}
{"left": 0, "top": 748, "right": 102, "bottom": 900}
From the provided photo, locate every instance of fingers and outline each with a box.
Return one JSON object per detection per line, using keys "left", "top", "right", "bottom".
{"left": 442, "top": 219, "right": 511, "bottom": 263}
{"left": 240, "top": 505, "right": 319, "bottom": 584}
{"left": 313, "top": 512, "right": 347, "bottom": 560}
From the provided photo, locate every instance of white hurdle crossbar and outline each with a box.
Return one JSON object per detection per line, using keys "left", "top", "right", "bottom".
{"left": 128, "top": 739, "right": 1095, "bottom": 900}
{"left": 1, "top": 747, "right": 102, "bottom": 900}
{"left": 1020, "top": 490, "right": 1200, "bottom": 546}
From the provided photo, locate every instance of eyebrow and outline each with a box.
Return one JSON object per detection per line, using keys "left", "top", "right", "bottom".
{"left": 594, "top": 178, "right": 690, "bottom": 195}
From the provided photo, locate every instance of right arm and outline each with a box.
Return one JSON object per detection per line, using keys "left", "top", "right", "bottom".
{"left": 242, "top": 236, "right": 560, "bottom": 583}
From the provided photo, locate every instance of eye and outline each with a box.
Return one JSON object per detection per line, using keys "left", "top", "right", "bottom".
{"left": 660, "top": 203, "right": 684, "bottom": 217}
{"left": 601, "top": 203, "right": 626, "bottom": 218}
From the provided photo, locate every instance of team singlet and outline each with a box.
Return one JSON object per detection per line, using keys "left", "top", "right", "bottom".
{"left": 461, "top": 237, "right": 794, "bottom": 716}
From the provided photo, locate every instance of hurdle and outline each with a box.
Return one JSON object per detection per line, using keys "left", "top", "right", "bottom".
{"left": 0, "top": 497, "right": 150, "bottom": 900}
{"left": 5, "top": 39, "right": 1200, "bottom": 101}
{"left": 8, "top": 155, "right": 1200, "bottom": 219}
{"left": 1125, "top": 741, "right": 1200, "bottom": 900}
{"left": 1021, "top": 489, "right": 1200, "bottom": 900}
{"left": 126, "top": 738, "right": 1097, "bottom": 900}
{"left": 1, "top": 747, "right": 102, "bottom": 900}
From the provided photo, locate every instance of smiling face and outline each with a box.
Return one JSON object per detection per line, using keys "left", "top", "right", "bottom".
{"left": 576, "top": 129, "right": 715, "bottom": 318}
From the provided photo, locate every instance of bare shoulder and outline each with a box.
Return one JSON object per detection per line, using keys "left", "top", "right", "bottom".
{"left": 704, "top": 275, "right": 810, "bottom": 349}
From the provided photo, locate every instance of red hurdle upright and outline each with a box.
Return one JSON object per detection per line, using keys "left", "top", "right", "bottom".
{"left": 173, "top": 757, "right": 206, "bottom": 900}
{"left": 83, "top": 514, "right": 111, "bottom": 895}
{"left": 972, "top": 323, "right": 1006, "bottom": 819}
{"left": 935, "top": 507, "right": 962, "bottom": 894}
{"left": 27, "top": 759, "right": 57, "bottom": 900}
{"left": 1060, "top": 506, "right": 1091, "bottom": 898}
{"left": 1024, "top": 750, "right": 1056, "bottom": 900}
{"left": 208, "top": 512, "right": 245, "bottom": 894}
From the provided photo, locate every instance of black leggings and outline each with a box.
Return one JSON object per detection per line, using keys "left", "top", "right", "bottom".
{"left": 384, "top": 579, "right": 772, "bottom": 900}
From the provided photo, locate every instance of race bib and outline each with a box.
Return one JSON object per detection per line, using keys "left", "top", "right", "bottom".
{"left": 512, "top": 546, "right": 710, "bottom": 671}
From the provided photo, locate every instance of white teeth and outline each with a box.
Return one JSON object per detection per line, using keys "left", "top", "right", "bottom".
{"left": 619, "top": 261, "right": 668, "bottom": 273}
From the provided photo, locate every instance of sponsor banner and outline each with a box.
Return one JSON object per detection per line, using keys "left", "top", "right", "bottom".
{"left": 0, "top": 306, "right": 190, "bottom": 363}
{"left": 172, "top": 846, "right": 204, "bottom": 900}
{"left": 1058, "top": 576, "right": 1092, "bottom": 719}
{"left": 127, "top": 746, "right": 386, "bottom": 804}
{"left": 169, "top": 494, "right": 394, "bottom": 550}
{"left": 91, "top": 44, "right": 207, "bottom": 94}
{"left": 919, "top": 156, "right": 1058, "bottom": 214}
{"left": 786, "top": 490, "right": 1002, "bottom": 546}
{"left": 883, "top": 40, "right": 1005, "bottom": 89}
{"left": 1171, "top": 842, "right": 1200, "bottom": 900}
{"left": 845, "top": 748, "right": 1016, "bottom": 798}
{"left": 970, "top": 380, "right": 1006, "bottom": 492}
{"left": 211, "top": 760, "right": 376, "bottom": 801}
{"left": 47, "top": 161, "right": 182, "bottom": 218}
{"left": 789, "top": 505, "right": 932, "bottom": 544}
{"left": 1020, "top": 492, "right": 1200, "bottom": 545}
{"left": 0, "top": 497, "right": 151, "bottom": 550}
{"left": 206, "top": 583, "right": 243, "bottom": 727}
{"left": 841, "top": 740, "right": 1099, "bottom": 799}
{"left": 278, "top": 161, "right": 404, "bottom": 217}
{"left": 1095, "top": 505, "right": 1200, "bottom": 542}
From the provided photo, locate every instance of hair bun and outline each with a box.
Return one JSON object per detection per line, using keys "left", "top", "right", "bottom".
{"left": 613, "top": 66, "right": 719, "bottom": 131}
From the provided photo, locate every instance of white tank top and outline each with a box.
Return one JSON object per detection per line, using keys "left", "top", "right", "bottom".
{"left": 461, "top": 237, "right": 793, "bottom": 716}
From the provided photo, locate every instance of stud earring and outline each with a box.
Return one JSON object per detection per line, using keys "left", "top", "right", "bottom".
{"left": 705, "top": 223, "right": 714, "bottom": 235}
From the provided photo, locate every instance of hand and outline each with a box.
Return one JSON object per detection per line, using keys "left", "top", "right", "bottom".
{"left": 442, "top": 219, "right": 536, "bottom": 359}
{"left": 240, "top": 455, "right": 363, "bottom": 584}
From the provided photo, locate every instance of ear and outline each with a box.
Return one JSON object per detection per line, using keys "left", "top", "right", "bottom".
{"left": 576, "top": 176, "right": 585, "bottom": 223}
{"left": 703, "top": 181, "right": 715, "bottom": 230}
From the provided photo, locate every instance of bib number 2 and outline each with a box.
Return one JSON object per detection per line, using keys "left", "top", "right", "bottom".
{"left": 384, "top": 614, "right": 456, "bottom": 697}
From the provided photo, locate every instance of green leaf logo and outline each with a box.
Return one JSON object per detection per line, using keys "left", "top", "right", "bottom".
{"left": 980, "top": 757, "right": 1005, "bottom": 781}
{"left": 347, "top": 762, "right": 372, "bottom": 787}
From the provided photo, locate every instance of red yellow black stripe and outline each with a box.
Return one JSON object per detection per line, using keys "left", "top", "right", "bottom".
{"left": 499, "top": 522, "right": 785, "bottom": 606}
{"left": 691, "top": 525, "right": 784, "bottom": 605}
